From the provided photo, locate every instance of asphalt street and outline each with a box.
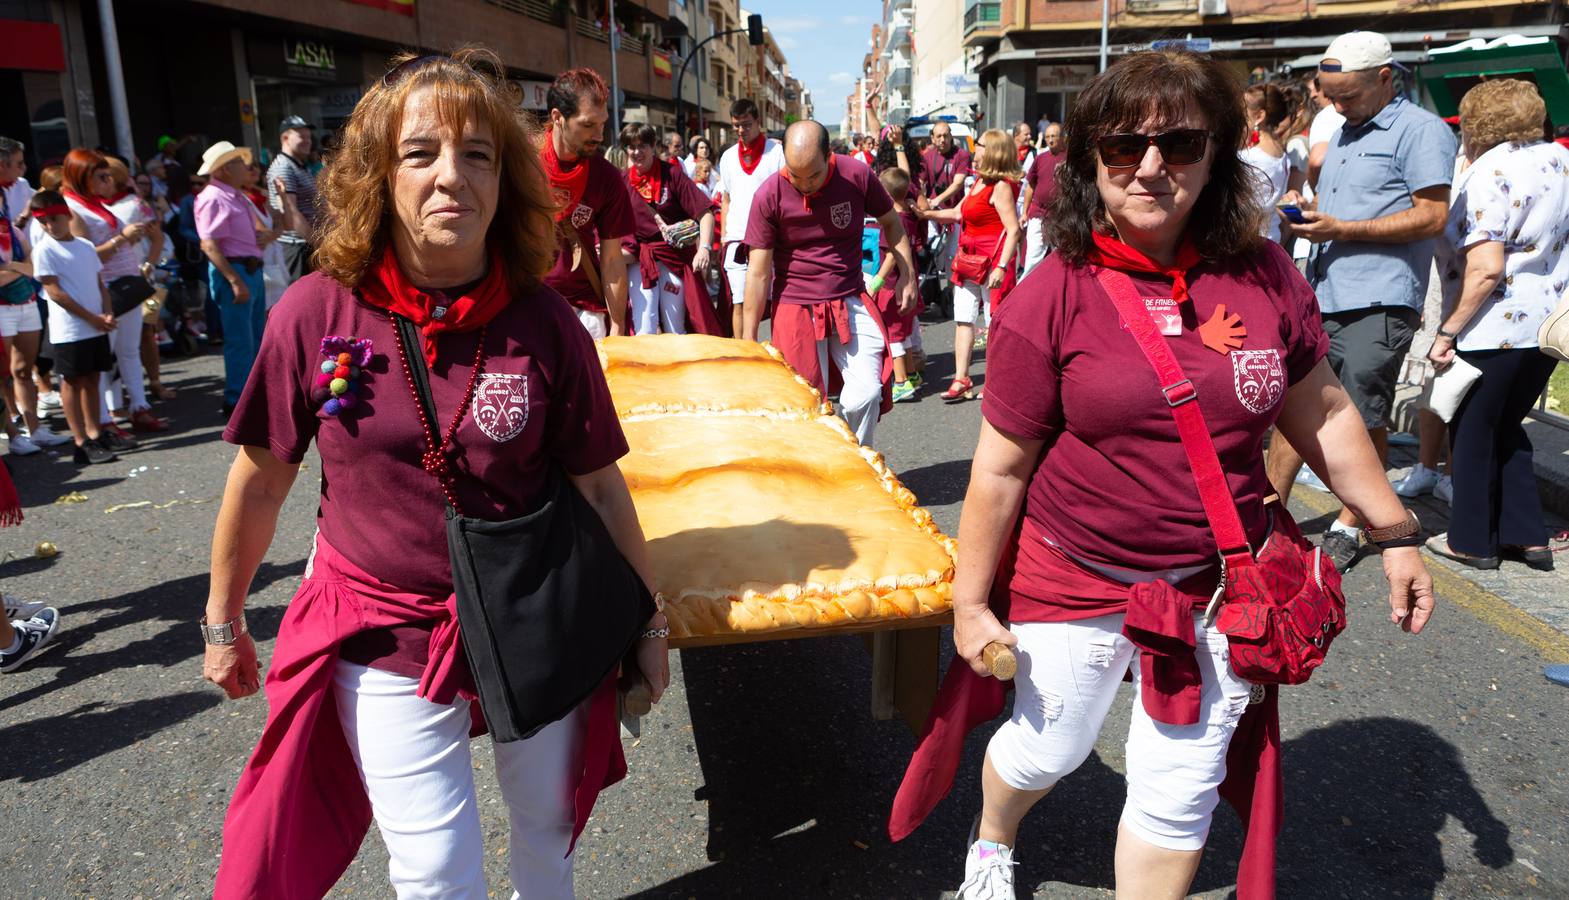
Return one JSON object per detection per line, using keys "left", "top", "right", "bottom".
{"left": 2, "top": 321, "right": 1566, "bottom": 899}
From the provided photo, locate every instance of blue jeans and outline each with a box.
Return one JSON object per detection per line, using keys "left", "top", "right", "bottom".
{"left": 208, "top": 263, "right": 267, "bottom": 405}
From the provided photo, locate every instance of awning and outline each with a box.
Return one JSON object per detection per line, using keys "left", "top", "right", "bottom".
{"left": 0, "top": 19, "right": 66, "bottom": 73}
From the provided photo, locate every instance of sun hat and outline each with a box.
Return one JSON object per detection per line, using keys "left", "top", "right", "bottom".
{"left": 197, "top": 141, "right": 254, "bottom": 176}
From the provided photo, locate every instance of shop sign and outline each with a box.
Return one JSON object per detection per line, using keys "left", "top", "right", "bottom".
{"left": 1036, "top": 64, "right": 1095, "bottom": 92}
{"left": 285, "top": 39, "right": 338, "bottom": 82}
{"left": 517, "top": 80, "right": 552, "bottom": 110}
{"left": 944, "top": 73, "right": 979, "bottom": 103}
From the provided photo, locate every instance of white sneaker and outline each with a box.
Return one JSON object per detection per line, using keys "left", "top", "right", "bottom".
{"left": 957, "top": 840, "right": 1017, "bottom": 900}
{"left": 3, "top": 595, "right": 47, "bottom": 621}
{"left": 1434, "top": 476, "right": 1453, "bottom": 505}
{"left": 26, "top": 425, "right": 71, "bottom": 447}
{"left": 1394, "top": 463, "right": 1441, "bottom": 498}
{"left": 37, "top": 391, "right": 61, "bottom": 411}
{"left": 1295, "top": 466, "right": 1328, "bottom": 491}
{"left": 7, "top": 433, "right": 40, "bottom": 456}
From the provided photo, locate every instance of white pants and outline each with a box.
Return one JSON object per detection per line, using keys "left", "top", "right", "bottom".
{"left": 723, "top": 242, "right": 767, "bottom": 311}
{"left": 101, "top": 310, "right": 147, "bottom": 418}
{"left": 1023, "top": 218, "right": 1050, "bottom": 275}
{"left": 575, "top": 308, "right": 608, "bottom": 341}
{"left": 986, "top": 613, "right": 1253, "bottom": 852}
{"left": 952, "top": 281, "right": 991, "bottom": 330}
{"left": 333, "top": 661, "right": 584, "bottom": 899}
{"left": 816, "top": 294, "right": 885, "bottom": 447}
{"left": 626, "top": 262, "right": 686, "bottom": 335}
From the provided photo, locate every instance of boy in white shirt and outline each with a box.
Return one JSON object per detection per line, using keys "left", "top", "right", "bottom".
{"left": 27, "top": 190, "right": 118, "bottom": 465}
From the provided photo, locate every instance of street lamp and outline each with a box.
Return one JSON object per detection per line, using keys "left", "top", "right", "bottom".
{"left": 675, "top": 13, "right": 765, "bottom": 139}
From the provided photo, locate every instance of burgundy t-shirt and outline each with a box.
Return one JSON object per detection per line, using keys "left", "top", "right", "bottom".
{"left": 920, "top": 146, "right": 972, "bottom": 209}
{"left": 1025, "top": 150, "right": 1064, "bottom": 220}
{"left": 981, "top": 241, "right": 1328, "bottom": 577}
{"left": 224, "top": 272, "right": 629, "bottom": 673}
{"left": 544, "top": 153, "right": 636, "bottom": 313}
{"left": 743, "top": 155, "right": 894, "bottom": 305}
{"left": 624, "top": 159, "right": 711, "bottom": 246}
{"left": 879, "top": 206, "right": 925, "bottom": 263}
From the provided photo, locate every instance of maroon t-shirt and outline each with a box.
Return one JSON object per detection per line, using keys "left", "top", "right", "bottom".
{"left": 624, "top": 159, "right": 711, "bottom": 246}
{"left": 225, "top": 272, "right": 629, "bottom": 598}
{"left": 1025, "top": 150, "right": 1064, "bottom": 220}
{"left": 743, "top": 155, "right": 894, "bottom": 305}
{"left": 544, "top": 153, "right": 636, "bottom": 313}
{"left": 920, "top": 145, "right": 972, "bottom": 209}
{"left": 981, "top": 241, "right": 1328, "bottom": 577}
{"left": 879, "top": 206, "right": 925, "bottom": 261}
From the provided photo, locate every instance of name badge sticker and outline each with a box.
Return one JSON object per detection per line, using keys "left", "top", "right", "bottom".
{"left": 1144, "top": 298, "right": 1182, "bottom": 336}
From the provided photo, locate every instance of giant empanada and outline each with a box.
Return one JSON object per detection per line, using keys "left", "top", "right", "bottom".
{"left": 600, "top": 335, "right": 830, "bottom": 419}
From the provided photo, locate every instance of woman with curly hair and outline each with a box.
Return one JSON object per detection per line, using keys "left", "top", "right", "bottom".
{"left": 1426, "top": 78, "right": 1569, "bottom": 571}
{"left": 205, "top": 48, "right": 668, "bottom": 897}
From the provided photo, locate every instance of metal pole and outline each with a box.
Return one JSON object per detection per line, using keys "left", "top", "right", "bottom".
{"left": 1098, "top": 0, "right": 1110, "bottom": 72}
{"left": 96, "top": 0, "right": 135, "bottom": 162}
{"left": 675, "top": 29, "right": 744, "bottom": 141}
{"left": 609, "top": 0, "right": 622, "bottom": 133}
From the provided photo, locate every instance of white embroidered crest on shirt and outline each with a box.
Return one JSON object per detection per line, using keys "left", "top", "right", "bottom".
{"left": 570, "top": 203, "right": 593, "bottom": 229}
{"left": 1231, "top": 349, "right": 1286, "bottom": 414}
{"left": 472, "top": 374, "right": 530, "bottom": 443}
{"left": 830, "top": 201, "right": 853, "bottom": 230}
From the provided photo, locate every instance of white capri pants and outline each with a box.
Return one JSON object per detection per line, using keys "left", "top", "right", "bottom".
{"left": 101, "top": 310, "right": 148, "bottom": 418}
{"left": 952, "top": 281, "right": 991, "bottom": 330}
{"left": 1023, "top": 217, "right": 1050, "bottom": 275}
{"left": 333, "top": 661, "right": 585, "bottom": 899}
{"left": 986, "top": 613, "right": 1254, "bottom": 852}
{"left": 626, "top": 261, "right": 686, "bottom": 335}
{"left": 814, "top": 293, "right": 885, "bottom": 447}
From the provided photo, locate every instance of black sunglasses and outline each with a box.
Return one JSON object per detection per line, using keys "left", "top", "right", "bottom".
{"left": 383, "top": 54, "right": 444, "bottom": 87}
{"left": 1096, "top": 129, "right": 1210, "bottom": 168}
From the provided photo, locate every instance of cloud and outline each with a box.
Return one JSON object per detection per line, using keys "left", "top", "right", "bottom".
{"left": 777, "top": 35, "right": 799, "bottom": 49}
{"left": 765, "top": 16, "right": 820, "bottom": 34}
{"left": 839, "top": 14, "right": 863, "bottom": 25}
{"left": 827, "top": 71, "right": 856, "bottom": 85}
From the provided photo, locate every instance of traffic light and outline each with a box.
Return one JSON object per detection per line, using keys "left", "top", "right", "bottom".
{"left": 748, "top": 14, "right": 764, "bottom": 46}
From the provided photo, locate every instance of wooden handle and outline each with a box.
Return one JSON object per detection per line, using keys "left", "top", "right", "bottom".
{"left": 622, "top": 682, "right": 653, "bottom": 718}
{"left": 983, "top": 642, "right": 1016, "bottom": 681}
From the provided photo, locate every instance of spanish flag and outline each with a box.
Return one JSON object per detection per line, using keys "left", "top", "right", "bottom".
{"left": 653, "top": 51, "right": 672, "bottom": 79}
{"left": 345, "top": 0, "right": 415, "bottom": 15}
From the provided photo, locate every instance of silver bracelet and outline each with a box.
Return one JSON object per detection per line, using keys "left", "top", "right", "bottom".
{"left": 200, "top": 613, "right": 248, "bottom": 645}
{"left": 641, "top": 626, "right": 669, "bottom": 639}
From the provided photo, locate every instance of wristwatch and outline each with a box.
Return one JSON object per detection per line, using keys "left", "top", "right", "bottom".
{"left": 200, "top": 613, "right": 248, "bottom": 645}
{"left": 1363, "top": 511, "right": 1421, "bottom": 549}
{"left": 1435, "top": 327, "right": 1460, "bottom": 340}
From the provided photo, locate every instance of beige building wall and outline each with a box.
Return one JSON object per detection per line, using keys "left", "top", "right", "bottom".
{"left": 912, "top": 0, "right": 964, "bottom": 117}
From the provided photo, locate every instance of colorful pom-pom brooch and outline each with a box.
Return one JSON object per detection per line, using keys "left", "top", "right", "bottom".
{"left": 314, "top": 336, "right": 373, "bottom": 416}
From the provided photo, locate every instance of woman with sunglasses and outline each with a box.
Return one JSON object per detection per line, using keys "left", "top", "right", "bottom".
{"left": 895, "top": 51, "right": 1433, "bottom": 899}
{"left": 918, "top": 128, "right": 1022, "bottom": 402}
{"left": 618, "top": 122, "right": 720, "bottom": 334}
{"left": 207, "top": 49, "right": 667, "bottom": 898}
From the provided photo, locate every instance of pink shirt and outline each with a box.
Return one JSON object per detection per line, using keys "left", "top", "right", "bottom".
{"left": 981, "top": 241, "right": 1328, "bottom": 576}
{"left": 743, "top": 155, "right": 893, "bottom": 305}
{"left": 194, "top": 179, "right": 263, "bottom": 259}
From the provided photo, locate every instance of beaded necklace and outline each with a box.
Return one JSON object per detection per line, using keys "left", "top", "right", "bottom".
{"left": 389, "top": 310, "right": 488, "bottom": 515}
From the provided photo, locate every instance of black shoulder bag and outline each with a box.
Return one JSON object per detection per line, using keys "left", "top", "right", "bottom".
{"left": 391, "top": 314, "right": 656, "bottom": 742}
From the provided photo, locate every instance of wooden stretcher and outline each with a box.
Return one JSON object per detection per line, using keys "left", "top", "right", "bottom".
{"left": 600, "top": 334, "right": 956, "bottom": 732}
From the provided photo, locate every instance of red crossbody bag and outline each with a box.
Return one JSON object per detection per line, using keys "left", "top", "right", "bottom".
{"left": 1095, "top": 266, "right": 1346, "bottom": 684}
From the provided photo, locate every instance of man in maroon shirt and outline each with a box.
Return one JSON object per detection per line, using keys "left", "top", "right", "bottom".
{"left": 920, "top": 122, "right": 971, "bottom": 275}
{"left": 541, "top": 68, "right": 634, "bottom": 338}
{"left": 742, "top": 121, "right": 917, "bottom": 447}
{"left": 1020, "top": 121, "right": 1064, "bottom": 275}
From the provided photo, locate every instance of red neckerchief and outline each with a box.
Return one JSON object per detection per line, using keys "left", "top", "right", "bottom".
{"left": 1017, "top": 145, "right": 1031, "bottom": 163}
{"left": 63, "top": 190, "right": 120, "bottom": 229}
{"left": 542, "top": 127, "right": 590, "bottom": 224}
{"left": 626, "top": 159, "right": 663, "bottom": 205}
{"left": 0, "top": 179, "right": 13, "bottom": 189}
{"left": 1086, "top": 230, "right": 1203, "bottom": 309}
{"left": 358, "top": 244, "right": 512, "bottom": 367}
{"left": 737, "top": 133, "right": 767, "bottom": 175}
{"left": 107, "top": 190, "right": 131, "bottom": 204}
{"left": 244, "top": 188, "right": 269, "bottom": 213}
{"left": 784, "top": 155, "right": 837, "bottom": 212}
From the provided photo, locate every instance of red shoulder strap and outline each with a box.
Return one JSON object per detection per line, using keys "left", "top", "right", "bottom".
{"left": 1092, "top": 266, "right": 1256, "bottom": 570}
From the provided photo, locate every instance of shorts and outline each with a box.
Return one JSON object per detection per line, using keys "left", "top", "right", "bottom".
{"left": 575, "top": 307, "right": 608, "bottom": 340}
{"left": 0, "top": 301, "right": 43, "bottom": 338}
{"left": 51, "top": 335, "right": 114, "bottom": 378}
{"left": 1323, "top": 306, "right": 1420, "bottom": 430}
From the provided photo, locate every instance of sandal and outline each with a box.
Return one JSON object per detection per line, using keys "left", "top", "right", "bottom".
{"left": 941, "top": 376, "right": 974, "bottom": 403}
{"left": 1424, "top": 533, "right": 1499, "bottom": 570}
{"left": 130, "top": 408, "right": 169, "bottom": 433}
{"left": 151, "top": 383, "right": 177, "bottom": 401}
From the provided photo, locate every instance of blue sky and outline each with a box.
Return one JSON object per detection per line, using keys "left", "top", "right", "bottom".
{"left": 745, "top": 0, "right": 882, "bottom": 127}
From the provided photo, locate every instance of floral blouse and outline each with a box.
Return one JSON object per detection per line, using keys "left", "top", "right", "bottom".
{"left": 1438, "top": 140, "right": 1569, "bottom": 351}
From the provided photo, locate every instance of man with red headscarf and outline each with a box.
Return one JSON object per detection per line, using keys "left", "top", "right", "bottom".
{"left": 741, "top": 121, "right": 917, "bottom": 448}
{"left": 542, "top": 68, "right": 635, "bottom": 338}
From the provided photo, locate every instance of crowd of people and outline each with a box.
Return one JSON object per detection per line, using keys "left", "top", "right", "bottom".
{"left": 0, "top": 23, "right": 1562, "bottom": 898}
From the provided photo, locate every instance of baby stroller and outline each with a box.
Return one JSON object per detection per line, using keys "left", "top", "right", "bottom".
{"left": 918, "top": 222, "right": 953, "bottom": 322}
{"left": 153, "top": 259, "right": 204, "bottom": 357}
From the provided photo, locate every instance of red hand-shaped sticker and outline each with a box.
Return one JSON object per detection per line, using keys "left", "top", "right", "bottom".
{"left": 1198, "top": 304, "right": 1247, "bottom": 355}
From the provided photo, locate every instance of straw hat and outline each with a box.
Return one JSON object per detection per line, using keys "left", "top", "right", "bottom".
{"left": 197, "top": 141, "right": 254, "bottom": 176}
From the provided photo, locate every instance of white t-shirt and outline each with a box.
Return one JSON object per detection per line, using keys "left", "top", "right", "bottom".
{"left": 32, "top": 234, "right": 106, "bottom": 345}
{"left": 1307, "top": 106, "right": 1346, "bottom": 152}
{"left": 1239, "top": 145, "right": 1291, "bottom": 242}
{"left": 2, "top": 178, "right": 34, "bottom": 229}
{"left": 717, "top": 138, "right": 784, "bottom": 246}
{"left": 109, "top": 193, "right": 162, "bottom": 264}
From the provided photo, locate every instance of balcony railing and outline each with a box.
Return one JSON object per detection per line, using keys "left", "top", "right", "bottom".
{"left": 1125, "top": 0, "right": 1198, "bottom": 11}
{"left": 484, "top": 0, "right": 565, "bottom": 26}
{"left": 571, "top": 19, "right": 647, "bottom": 53}
{"left": 963, "top": 1, "right": 1000, "bottom": 34}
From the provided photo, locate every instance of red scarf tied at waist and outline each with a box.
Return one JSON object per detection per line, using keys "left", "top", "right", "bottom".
{"left": 358, "top": 245, "right": 511, "bottom": 367}
{"left": 62, "top": 189, "right": 121, "bottom": 229}
{"left": 737, "top": 133, "right": 767, "bottom": 175}
{"left": 1086, "top": 230, "right": 1203, "bottom": 307}
{"left": 636, "top": 239, "right": 725, "bottom": 336}
{"left": 542, "top": 128, "right": 590, "bottom": 223}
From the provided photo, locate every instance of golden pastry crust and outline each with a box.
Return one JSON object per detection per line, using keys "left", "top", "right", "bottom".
{"left": 600, "top": 335, "right": 831, "bottom": 418}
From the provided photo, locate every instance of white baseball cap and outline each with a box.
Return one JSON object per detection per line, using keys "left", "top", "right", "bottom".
{"left": 1321, "top": 31, "right": 1394, "bottom": 73}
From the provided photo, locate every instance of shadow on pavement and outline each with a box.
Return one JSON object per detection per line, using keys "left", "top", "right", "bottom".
{"left": 896, "top": 459, "right": 972, "bottom": 508}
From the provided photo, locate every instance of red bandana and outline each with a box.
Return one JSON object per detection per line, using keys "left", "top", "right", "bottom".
{"left": 1086, "top": 230, "right": 1203, "bottom": 309}
{"left": 627, "top": 159, "right": 663, "bottom": 205}
{"left": 1017, "top": 145, "right": 1031, "bottom": 163}
{"left": 32, "top": 204, "right": 70, "bottom": 220}
{"left": 542, "top": 127, "right": 590, "bottom": 224}
{"left": 737, "top": 133, "right": 767, "bottom": 175}
{"left": 785, "top": 155, "right": 837, "bottom": 212}
{"left": 0, "top": 179, "right": 13, "bottom": 190}
{"left": 244, "top": 188, "right": 269, "bottom": 213}
{"left": 358, "top": 244, "right": 512, "bottom": 367}
{"left": 63, "top": 190, "right": 120, "bottom": 230}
